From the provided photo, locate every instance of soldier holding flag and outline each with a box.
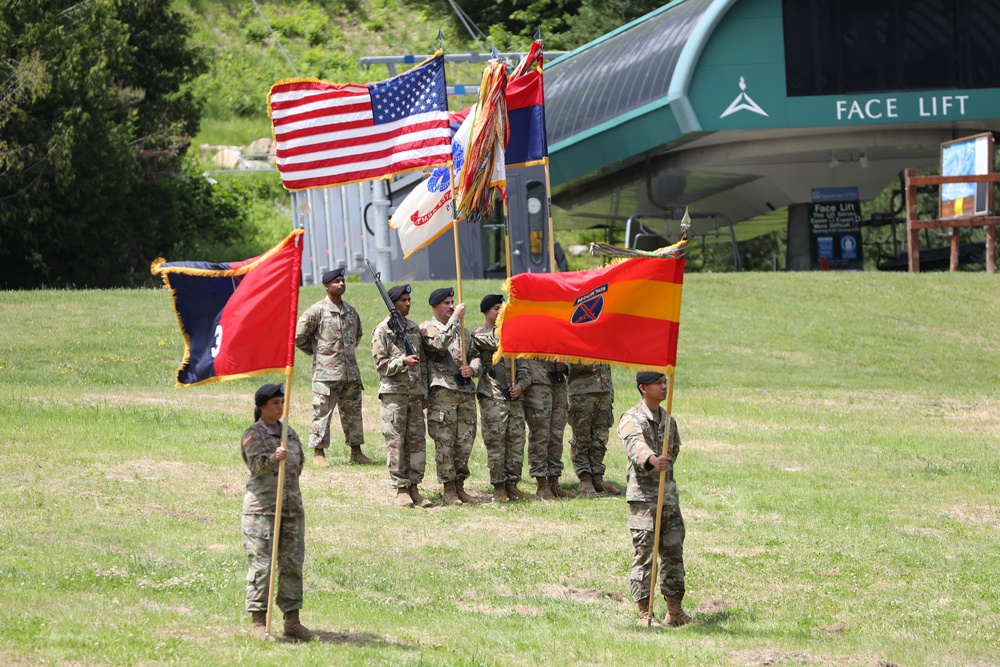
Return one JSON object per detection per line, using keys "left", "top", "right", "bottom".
{"left": 620, "top": 371, "right": 694, "bottom": 628}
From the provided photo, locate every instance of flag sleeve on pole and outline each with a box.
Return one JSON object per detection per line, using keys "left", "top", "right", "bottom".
{"left": 151, "top": 229, "right": 305, "bottom": 387}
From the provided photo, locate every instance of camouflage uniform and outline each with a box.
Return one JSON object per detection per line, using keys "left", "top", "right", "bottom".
{"left": 241, "top": 419, "right": 305, "bottom": 613}
{"left": 472, "top": 325, "right": 529, "bottom": 485}
{"left": 618, "top": 402, "right": 685, "bottom": 601}
{"left": 421, "top": 316, "right": 480, "bottom": 484}
{"left": 567, "top": 363, "right": 615, "bottom": 477}
{"left": 371, "top": 316, "right": 427, "bottom": 489}
{"left": 295, "top": 296, "right": 364, "bottom": 452}
{"left": 522, "top": 359, "right": 568, "bottom": 478}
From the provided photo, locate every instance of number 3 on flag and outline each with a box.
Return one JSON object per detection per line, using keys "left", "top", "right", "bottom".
{"left": 211, "top": 324, "right": 223, "bottom": 358}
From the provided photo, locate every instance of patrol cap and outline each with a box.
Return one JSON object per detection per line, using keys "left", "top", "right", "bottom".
{"left": 321, "top": 267, "right": 345, "bottom": 284}
{"left": 428, "top": 287, "right": 454, "bottom": 306}
{"left": 480, "top": 294, "right": 503, "bottom": 313}
{"left": 635, "top": 371, "right": 665, "bottom": 388}
{"left": 254, "top": 383, "right": 285, "bottom": 406}
{"left": 386, "top": 284, "right": 411, "bottom": 302}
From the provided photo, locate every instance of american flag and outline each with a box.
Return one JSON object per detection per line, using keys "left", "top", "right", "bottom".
{"left": 268, "top": 54, "right": 452, "bottom": 190}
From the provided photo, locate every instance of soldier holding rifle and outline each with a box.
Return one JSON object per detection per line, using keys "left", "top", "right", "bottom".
{"left": 368, "top": 261, "right": 433, "bottom": 507}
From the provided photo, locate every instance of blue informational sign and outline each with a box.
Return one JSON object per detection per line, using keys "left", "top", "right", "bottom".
{"left": 817, "top": 236, "right": 834, "bottom": 259}
{"left": 809, "top": 200, "right": 864, "bottom": 270}
{"left": 812, "top": 186, "right": 860, "bottom": 203}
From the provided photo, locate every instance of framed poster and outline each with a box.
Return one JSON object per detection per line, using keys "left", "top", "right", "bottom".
{"left": 940, "top": 132, "right": 994, "bottom": 219}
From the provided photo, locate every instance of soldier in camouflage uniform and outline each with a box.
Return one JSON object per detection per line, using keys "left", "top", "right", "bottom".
{"left": 241, "top": 383, "right": 313, "bottom": 642}
{"left": 295, "top": 268, "right": 374, "bottom": 467}
{"left": 619, "top": 371, "right": 693, "bottom": 628}
{"left": 523, "top": 358, "right": 573, "bottom": 500}
{"left": 371, "top": 284, "right": 433, "bottom": 507}
{"left": 568, "top": 363, "right": 620, "bottom": 495}
{"left": 421, "top": 287, "right": 478, "bottom": 505}
{"left": 472, "top": 294, "right": 531, "bottom": 502}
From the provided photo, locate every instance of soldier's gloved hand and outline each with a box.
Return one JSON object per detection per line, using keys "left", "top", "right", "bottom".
{"left": 452, "top": 302, "right": 467, "bottom": 320}
{"left": 275, "top": 446, "right": 288, "bottom": 462}
{"left": 554, "top": 361, "right": 568, "bottom": 373}
{"left": 459, "top": 365, "right": 474, "bottom": 378}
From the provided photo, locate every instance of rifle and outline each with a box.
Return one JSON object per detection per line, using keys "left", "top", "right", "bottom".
{"left": 366, "top": 259, "right": 418, "bottom": 358}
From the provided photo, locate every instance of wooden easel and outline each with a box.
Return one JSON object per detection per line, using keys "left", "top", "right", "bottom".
{"left": 904, "top": 168, "right": 999, "bottom": 274}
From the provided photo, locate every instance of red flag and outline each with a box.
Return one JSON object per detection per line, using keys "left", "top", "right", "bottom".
{"left": 151, "top": 230, "right": 304, "bottom": 387}
{"left": 496, "top": 254, "right": 685, "bottom": 373}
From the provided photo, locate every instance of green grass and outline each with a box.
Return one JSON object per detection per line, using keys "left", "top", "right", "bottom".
{"left": 1, "top": 273, "right": 999, "bottom": 666}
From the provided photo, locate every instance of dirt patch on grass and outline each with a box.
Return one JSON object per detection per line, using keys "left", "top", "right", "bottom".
{"left": 705, "top": 547, "right": 765, "bottom": 558}
{"left": 732, "top": 649, "right": 900, "bottom": 666}
{"left": 698, "top": 596, "right": 735, "bottom": 613}
{"left": 943, "top": 504, "right": 1000, "bottom": 528}
{"left": 537, "top": 583, "right": 624, "bottom": 603}
{"left": 818, "top": 621, "right": 849, "bottom": 634}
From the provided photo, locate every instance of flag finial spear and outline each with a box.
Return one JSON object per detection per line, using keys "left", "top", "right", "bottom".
{"left": 535, "top": 27, "right": 543, "bottom": 42}
{"left": 436, "top": 28, "right": 445, "bottom": 52}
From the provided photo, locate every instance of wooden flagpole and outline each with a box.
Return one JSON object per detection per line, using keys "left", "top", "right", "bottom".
{"left": 448, "top": 162, "right": 468, "bottom": 364}
{"left": 646, "top": 371, "right": 675, "bottom": 625}
{"left": 543, "top": 158, "right": 557, "bottom": 272}
{"left": 264, "top": 227, "right": 303, "bottom": 638}
{"left": 502, "top": 199, "right": 516, "bottom": 386}
{"left": 264, "top": 365, "right": 294, "bottom": 638}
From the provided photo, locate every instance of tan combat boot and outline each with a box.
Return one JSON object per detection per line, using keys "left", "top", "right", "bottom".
{"left": 493, "top": 483, "right": 510, "bottom": 502}
{"left": 349, "top": 446, "right": 376, "bottom": 465}
{"left": 665, "top": 594, "right": 694, "bottom": 627}
{"left": 535, "top": 477, "right": 556, "bottom": 500}
{"left": 409, "top": 486, "right": 433, "bottom": 507}
{"left": 455, "top": 479, "right": 476, "bottom": 504}
{"left": 283, "top": 609, "right": 314, "bottom": 642}
{"left": 442, "top": 481, "right": 462, "bottom": 506}
{"left": 396, "top": 488, "right": 414, "bottom": 506}
{"left": 250, "top": 611, "right": 274, "bottom": 640}
{"left": 592, "top": 474, "right": 621, "bottom": 495}
{"left": 577, "top": 472, "right": 597, "bottom": 495}
{"left": 506, "top": 483, "right": 530, "bottom": 501}
{"left": 548, "top": 476, "right": 576, "bottom": 498}
{"left": 313, "top": 449, "right": 329, "bottom": 468}
{"left": 637, "top": 598, "right": 663, "bottom": 628}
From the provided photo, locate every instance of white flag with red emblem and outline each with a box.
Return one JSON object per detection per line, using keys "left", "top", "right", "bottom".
{"left": 389, "top": 106, "right": 477, "bottom": 258}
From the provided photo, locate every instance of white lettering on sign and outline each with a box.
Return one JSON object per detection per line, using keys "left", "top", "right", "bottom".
{"left": 918, "top": 95, "right": 969, "bottom": 117}
{"left": 835, "top": 95, "right": 968, "bottom": 121}
{"left": 836, "top": 98, "right": 898, "bottom": 120}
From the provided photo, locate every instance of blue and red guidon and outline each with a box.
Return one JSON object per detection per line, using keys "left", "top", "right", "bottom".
{"left": 151, "top": 230, "right": 304, "bottom": 387}
{"left": 506, "top": 41, "right": 547, "bottom": 168}
{"left": 571, "top": 284, "right": 608, "bottom": 324}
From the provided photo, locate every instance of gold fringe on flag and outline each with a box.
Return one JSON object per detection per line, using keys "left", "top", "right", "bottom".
{"left": 456, "top": 61, "right": 508, "bottom": 223}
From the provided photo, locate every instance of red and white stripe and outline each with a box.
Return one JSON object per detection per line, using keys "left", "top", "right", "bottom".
{"left": 269, "top": 81, "right": 451, "bottom": 190}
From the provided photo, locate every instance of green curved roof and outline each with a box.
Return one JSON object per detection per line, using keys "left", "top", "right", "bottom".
{"left": 544, "top": 0, "right": 715, "bottom": 146}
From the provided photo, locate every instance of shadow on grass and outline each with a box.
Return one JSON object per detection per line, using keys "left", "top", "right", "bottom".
{"left": 289, "top": 630, "right": 418, "bottom": 648}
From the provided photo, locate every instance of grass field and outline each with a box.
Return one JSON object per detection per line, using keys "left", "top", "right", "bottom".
{"left": 1, "top": 273, "right": 999, "bottom": 666}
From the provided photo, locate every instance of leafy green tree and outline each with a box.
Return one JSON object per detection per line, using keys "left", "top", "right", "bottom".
{"left": 0, "top": 0, "right": 242, "bottom": 288}
{"left": 453, "top": 0, "right": 665, "bottom": 50}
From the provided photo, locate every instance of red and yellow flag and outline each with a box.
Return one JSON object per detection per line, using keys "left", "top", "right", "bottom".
{"left": 495, "top": 252, "right": 685, "bottom": 373}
